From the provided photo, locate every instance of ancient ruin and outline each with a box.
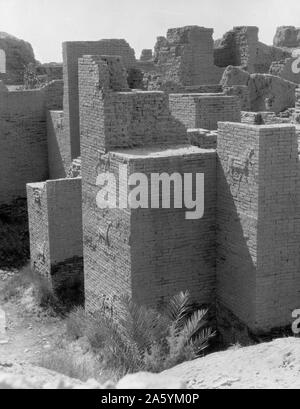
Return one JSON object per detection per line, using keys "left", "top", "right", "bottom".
{"left": 1, "top": 24, "right": 300, "bottom": 343}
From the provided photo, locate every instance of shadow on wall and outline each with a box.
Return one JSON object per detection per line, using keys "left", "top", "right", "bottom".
{"left": 0, "top": 199, "right": 30, "bottom": 269}
{"left": 216, "top": 158, "right": 257, "bottom": 345}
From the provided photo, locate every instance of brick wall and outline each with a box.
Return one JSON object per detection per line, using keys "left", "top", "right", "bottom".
{"left": 217, "top": 122, "right": 300, "bottom": 333}
{"left": 255, "top": 125, "right": 300, "bottom": 330}
{"left": 154, "top": 26, "right": 223, "bottom": 86}
{"left": 27, "top": 178, "right": 83, "bottom": 299}
{"left": 0, "top": 81, "right": 63, "bottom": 205}
{"left": 214, "top": 26, "right": 259, "bottom": 73}
{"left": 80, "top": 54, "right": 216, "bottom": 313}
{"left": 169, "top": 94, "right": 241, "bottom": 130}
{"left": 84, "top": 148, "right": 216, "bottom": 314}
{"left": 79, "top": 55, "right": 188, "bottom": 155}
{"left": 62, "top": 40, "right": 136, "bottom": 160}
{"left": 269, "top": 58, "right": 300, "bottom": 84}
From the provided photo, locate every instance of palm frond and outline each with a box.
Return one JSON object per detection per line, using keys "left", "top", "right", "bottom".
{"left": 191, "top": 327, "right": 216, "bottom": 357}
{"left": 119, "top": 296, "right": 166, "bottom": 356}
{"left": 166, "top": 291, "right": 192, "bottom": 331}
{"left": 181, "top": 308, "right": 209, "bottom": 341}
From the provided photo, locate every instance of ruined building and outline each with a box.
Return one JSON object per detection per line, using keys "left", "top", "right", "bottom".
{"left": 1, "top": 25, "right": 300, "bottom": 343}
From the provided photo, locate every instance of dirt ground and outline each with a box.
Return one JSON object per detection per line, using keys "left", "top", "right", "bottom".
{"left": 0, "top": 268, "right": 65, "bottom": 368}
{"left": 2, "top": 267, "right": 300, "bottom": 389}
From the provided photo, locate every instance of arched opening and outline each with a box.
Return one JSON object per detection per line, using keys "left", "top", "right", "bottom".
{"left": 0, "top": 49, "right": 6, "bottom": 74}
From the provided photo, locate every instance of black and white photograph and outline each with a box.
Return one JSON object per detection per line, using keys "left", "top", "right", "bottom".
{"left": 0, "top": 0, "right": 300, "bottom": 393}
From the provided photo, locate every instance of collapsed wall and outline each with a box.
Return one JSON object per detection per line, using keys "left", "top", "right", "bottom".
{"left": 140, "top": 26, "right": 225, "bottom": 92}
{"left": 269, "top": 57, "right": 300, "bottom": 84}
{"left": 273, "top": 26, "right": 300, "bottom": 48}
{"left": 215, "top": 26, "right": 290, "bottom": 74}
{"left": 0, "top": 32, "right": 36, "bottom": 84}
{"left": 221, "top": 66, "right": 298, "bottom": 113}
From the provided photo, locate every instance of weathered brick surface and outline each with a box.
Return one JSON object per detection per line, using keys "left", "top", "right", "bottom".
{"left": 63, "top": 40, "right": 136, "bottom": 160}
{"left": 187, "top": 129, "right": 218, "bottom": 149}
{"left": 154, "top": 26, "right": 223, "bottom": 86}
{"left": 223, "top": 85, "right": 251, "bottom": 111}
{"left": 215, "top": 27, "right": 259, "bottom": 72}
{"left": 27, "top": 178, "right": 83, "bottom": 295}
{"left": 27, "top": 182, "right": 50, "bottom": 278}
{"left": 83, "top": 148, "right": 216, "bottom": 313}
{"left": 0, "top": 81, "right": 63, "bottom": 205}
{"left": 269, "top": 58, "right": 300, "bottom": 84}
{"left": 79, "top": 55, "right": 217, "bottom": 313}
{"left": 169, "top": 94, "right": 241, "bottom": 130}
{"left": 79, "top": 55, "right": 187, "bottom": 155}
{"left": 217, "top": 122, "right": 300, "bottom": 332}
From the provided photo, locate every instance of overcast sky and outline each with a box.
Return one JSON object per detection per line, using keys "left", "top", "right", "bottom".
{"left": 0, "top": 0, "right": 300, "bottom": 62}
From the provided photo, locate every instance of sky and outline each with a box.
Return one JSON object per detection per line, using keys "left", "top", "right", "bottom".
{"left": 0, "top": 0, "right": 300, "bottom": 63}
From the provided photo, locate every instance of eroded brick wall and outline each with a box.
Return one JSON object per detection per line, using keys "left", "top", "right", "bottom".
{"left": 154, "top": 26, "right": 223, "bottom": 86}
{"left": 214, "top": 27, "right": 259, "bottom": 73}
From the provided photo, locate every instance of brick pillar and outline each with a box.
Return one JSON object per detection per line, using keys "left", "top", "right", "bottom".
{"left": 79, "top": 55, "right": 217, "bottom": 315}
{"left": 217, "top": 122, "right": 300, "bottom": 335}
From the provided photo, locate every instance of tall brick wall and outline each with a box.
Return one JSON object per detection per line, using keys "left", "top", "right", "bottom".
{"left": 80, "top": 54, "right": 216, "bottom": 313}
{"left": 62, "top": 40, "right": 136, "bottom": 160}
{"left": 255, "top": 125, "right": 300, "bottom": 330}
{"left": 169, "top": 94, "right": 241, "bottom": 130}
{"left": 27, "top": 178, "right": 83, "bottom": 299}
{"left": 0, "top": 81, "right": 63, "bottom": 205}
{"left": 217, "top": 122, "right": 300, "bottom": 333}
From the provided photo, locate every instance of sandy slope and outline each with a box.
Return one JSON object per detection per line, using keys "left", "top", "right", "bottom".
{"left": 166, "top": 338, "right": 300, "bottom": 389}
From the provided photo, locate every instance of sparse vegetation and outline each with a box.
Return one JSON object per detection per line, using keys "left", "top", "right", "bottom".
{"left": 65, "top": 292, "right": 215, "bottom": 378}
{"left": 0, "top": 264, "right": 63, "bottom": 315}
{"left": 38, "top": 350, "right": 102, "bottom": 382}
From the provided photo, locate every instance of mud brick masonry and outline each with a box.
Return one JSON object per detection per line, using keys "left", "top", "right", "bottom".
{"left": 0, "top": 24, "right": 300, "bottom": 342}
{"left": 27, "top": 178, "right": 83, "bottom": 299}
